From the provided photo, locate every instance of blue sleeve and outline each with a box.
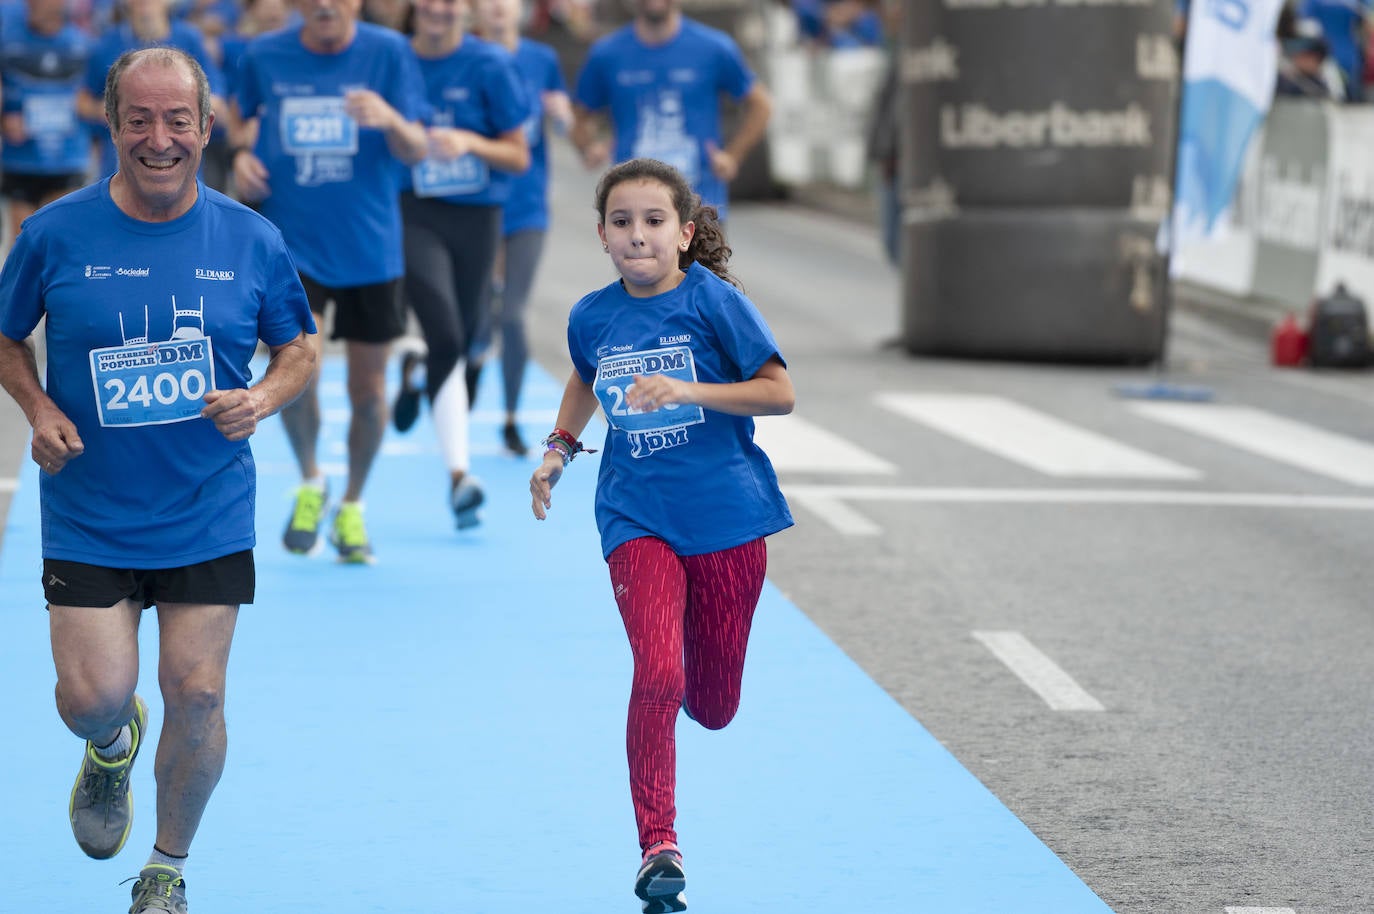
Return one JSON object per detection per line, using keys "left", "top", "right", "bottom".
{"left": 389, "top": 44, "right": 425, "bottom": 121}
{"left": 489, "top": 55, "right": 531, "bottom": 134}
{"left": 573, "top": 43, "right": 608, "bottom": 110}
{"left": 258, "top": 235, "right": 315, "bottom": 346}
{"left": 709, "top": 286, "right": 784, "bottom": 378}
{"left": 84, "top": 37, "right": 115, "bottom": 96}
{"left": 235, "top": 42, "right": 261, "bottom": 120}
{"left": 0, "top": 227, "right": 48, "bottom": 342}
{"left": 542, "top": 44, "right": 567, "bottom": 93}
{"left": 715, "top": 33, "right": 754, "bottom": 101}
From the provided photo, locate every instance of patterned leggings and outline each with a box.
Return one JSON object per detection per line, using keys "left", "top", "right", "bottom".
{"left": 607, "top": 536, "right": 768, "bottom": 852}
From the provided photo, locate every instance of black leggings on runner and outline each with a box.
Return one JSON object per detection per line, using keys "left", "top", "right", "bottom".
{"left": 400, "top": 192, "right": 501, "bottom": 471}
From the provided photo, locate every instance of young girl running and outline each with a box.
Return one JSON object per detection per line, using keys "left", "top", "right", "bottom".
{"left": 529, "top": 158, "right": 794, "bottom": 914}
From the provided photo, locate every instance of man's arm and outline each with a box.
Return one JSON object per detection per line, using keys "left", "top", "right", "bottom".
{"left": 0, "top": 333, "right": 85, "bottom": 471}
{"left": 200, "top": 331, "right": 316, "bottom": 442}
{"left": 570, "top": 102, "right": 610, "bottom": 169}
{"left": 708, "top": 81, "right": 772, "bottom": 183}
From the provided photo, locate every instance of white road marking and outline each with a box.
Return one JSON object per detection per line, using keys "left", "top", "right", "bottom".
{"left": 755, "top": 414, "right": 896, "bottom": 475}
{"left": 0, "top": 478, "right": 16, "bottom": 493}
{"left": 1224, "top": 908, "right": 1297, "bottom": 914}
{"left": 1132, "top": 402, "right": 1374, "bottom": 486}
{"left": 972, "top": 631, "right": 1105, "bottom": 712}
{"left": 783, "top": 485, "right": 1374, "bottom": 535}
{"left": 878, "top": 393, "right": 1200, "bottom": 479}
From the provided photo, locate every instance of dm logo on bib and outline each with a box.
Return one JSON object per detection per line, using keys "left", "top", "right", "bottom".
{"left": 88, "top": 295, "right": 216, "bottom": 428}
{"left": 594, "top": 345, "right": 704, "bottom": 456}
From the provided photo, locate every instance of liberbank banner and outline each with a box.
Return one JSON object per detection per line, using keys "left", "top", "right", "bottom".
{"left": 899, "top": 0, "right": 1175, "bottom": 362}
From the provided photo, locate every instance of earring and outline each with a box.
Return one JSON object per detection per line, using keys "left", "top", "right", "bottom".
{"left": 602, "top": 243, "right": 609, "bottom": 252}
{"left": 680, "top": 243, "right": 688, "bottom": 251}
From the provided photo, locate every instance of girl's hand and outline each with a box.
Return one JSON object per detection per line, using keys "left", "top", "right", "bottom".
{"left": 625, "top": 374, "right": 691, "bottom": 414}
{"left": 530, "top": 449, "right": 565, "bottom": 519}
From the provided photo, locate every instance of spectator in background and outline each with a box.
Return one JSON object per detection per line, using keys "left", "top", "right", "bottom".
{"left": 1277, "top": 29, "right": 1342, "bottom": 98}
{"left": 1298, "top": 0, "right": 1372, "bottom": 100}
{"left": 792, "top": 0, "right": 882, "bottom": 49}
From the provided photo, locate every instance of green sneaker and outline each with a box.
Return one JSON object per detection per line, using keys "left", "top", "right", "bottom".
{"left": 69, "top": 695, "right": 148, "bottom": 859}
{"left": 126, "top": 864, "right": 188, "bottom": 914}
{"left": 283, "top": 480, "right": 329, "bottom": 555}
{"left": 329, "top": 501, "right": 373, "bottom": 564}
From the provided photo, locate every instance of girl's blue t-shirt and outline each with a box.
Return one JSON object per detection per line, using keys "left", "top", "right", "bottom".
{"left": 402, "top": 34, "right": 530, "bottom": 208}
{"left": 574, "top": 19, "right": 754, "bottom": 220}
{"left": 237, "top": 23, "right": 425, "bottom": 286}
{"left": 0, "top": 179, "right": 316, "bottom": 568}
{"left": 502, "top": 38, "right": 565, "bottom": 235}
{"left": 0, "top": 7, "right": 91, "bottom": 175}
{"left": 567, "top": 262, "right": 793, "bottom": 559}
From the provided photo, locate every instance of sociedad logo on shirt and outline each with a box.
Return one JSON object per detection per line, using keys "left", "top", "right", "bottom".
{"left": 88, "top": 296, "right": 216, "bottom": 428}
{"left": 594, "top": 345, "right": 703, "bottom": 457}
{"left": 281, "top": 96, "right": 358, "bottom": 157}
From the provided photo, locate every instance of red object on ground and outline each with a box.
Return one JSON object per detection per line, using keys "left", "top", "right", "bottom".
{"left": 1271, "top": 313, "right": 1309, "bottom": 367}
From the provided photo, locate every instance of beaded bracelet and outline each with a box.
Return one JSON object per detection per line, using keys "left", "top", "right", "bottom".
{"left": 541, "top": 427, "right": 596, "bottom": 467}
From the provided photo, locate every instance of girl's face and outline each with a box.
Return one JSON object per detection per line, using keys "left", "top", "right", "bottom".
{"left": 597, "top": 178, "right": 694, "bottom": 298}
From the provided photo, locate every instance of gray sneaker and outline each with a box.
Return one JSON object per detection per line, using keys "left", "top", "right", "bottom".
{"left": 126, "top": 864, "right": 188, "bottom": 914}
{"left": 451, "top": 476, "right": 485, "bottom": 530}
{"left": 69, "top": 694, "right": 148, "bottom": 859}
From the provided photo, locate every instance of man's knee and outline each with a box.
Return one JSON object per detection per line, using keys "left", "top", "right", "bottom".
{"left": 57, "top": 678, "right": 137, "bottom": 739}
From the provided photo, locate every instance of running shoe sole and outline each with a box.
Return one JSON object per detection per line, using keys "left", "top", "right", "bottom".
{"left": 635, "top": 851, "right": 687, "bottom": 914}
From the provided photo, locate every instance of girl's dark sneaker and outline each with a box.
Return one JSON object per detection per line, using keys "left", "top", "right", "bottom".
{"left": 502, "top": 421, "right": 528, "bottom": 457}
{"left": 392, "top": 350, "right": 424, "bottom": 433}
{"left": 634, "top": 842, "right": 686, "bottom": 913}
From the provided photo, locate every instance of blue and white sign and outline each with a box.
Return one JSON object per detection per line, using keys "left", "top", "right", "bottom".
{"left": 281, "top": 97, "right": 358, "bottom": 157}
{"left": 593, "top": 345, "right": 705, "bottom": 434}
{"left": 89, "top": 337, "right": 216, "bottom": 427}
{"left": 412, "top": 153, "right": 489, "bottom": 198}
{"left": 1171, "top": 0, "right": 1286, "bottom": 247}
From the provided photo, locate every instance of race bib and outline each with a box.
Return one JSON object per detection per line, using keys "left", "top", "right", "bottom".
{"left": 412, "top": 153, "right": 489, "bottom": 197}
{"left": 631, "top": 136, "right": 699, "bottom": 187}
{"left": 89, "top": 337, "right": 216, "bottom": 427}
{"left": 23, "top": 94, "right": 76, "bottom": 138}
{"left": 593, "top": 345, "right": 704, "bottom": 434}
{"left": 281, "top": 97, "right": 358, "bottom": 156}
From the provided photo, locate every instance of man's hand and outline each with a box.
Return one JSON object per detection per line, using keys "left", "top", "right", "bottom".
{"left": 202, "top": 388, "right": 263, "bottom": 441}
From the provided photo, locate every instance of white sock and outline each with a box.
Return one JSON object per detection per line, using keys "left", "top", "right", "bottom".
{"left": 92, "top": 725, "right": 131, "bottom": 760}
{"left": 147, "top": 847, "right": 187, "bottom": 877}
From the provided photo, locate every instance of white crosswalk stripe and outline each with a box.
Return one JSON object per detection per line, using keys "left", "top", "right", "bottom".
{"left": 754, "top": 414, "right": 896, "bottom": 475}
{"left": 876, "top": 393, "right": 1201, "bottom": 480}
{"left": 1130, "top": 402, "right": 1374, "bottom": 487}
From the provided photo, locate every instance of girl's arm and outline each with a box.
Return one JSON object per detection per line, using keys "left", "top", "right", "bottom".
{"left": 529, "top": 370, "right": 600, "bottom": 519}
{"left": 625, "top": 355, "right": 794, "bottom": 418}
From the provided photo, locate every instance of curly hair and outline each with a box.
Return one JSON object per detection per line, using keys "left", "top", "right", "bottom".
{"left": 594, "top": 157, "right": 741, "bottom": 289}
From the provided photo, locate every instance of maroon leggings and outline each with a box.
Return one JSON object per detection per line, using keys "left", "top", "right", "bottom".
{"left": 607, "top": 536, "right": 768, "bottom": 852}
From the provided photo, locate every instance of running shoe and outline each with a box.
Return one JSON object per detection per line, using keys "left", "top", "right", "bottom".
{"left": 283, "top": 480, "right": 329, "bottom": 555}
{"left": 634, "top": 842, "right": 687, "bottom": 914}
{"left": 451, "top": 476, "right": 485, "bottom": 530}
{"left": 69, "top": 695, "right": 148, "bottom": 859}
{"left": 392, "top": 350, "right": 424, "bottom": 433}
{"left": 501, "top": 421, "right": 529, "bottom": 457}
{"left": 126, "top": 864, "right": 188, "bottom": 914}
{"left": 329, "top": 502, "right": 374, "bottom": 564}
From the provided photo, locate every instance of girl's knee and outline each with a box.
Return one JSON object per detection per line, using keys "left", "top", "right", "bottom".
{"left": 684, "top": 695, "right": 740, "bottom": 731}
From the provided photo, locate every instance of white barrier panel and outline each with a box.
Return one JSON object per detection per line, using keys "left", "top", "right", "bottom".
{"left": 1177, "top": 98, "right": 1374, "bottom": 329}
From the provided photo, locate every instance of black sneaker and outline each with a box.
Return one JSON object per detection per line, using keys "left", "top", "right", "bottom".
{"left": 451, "top": 476, "right": 485, "bottom": 530}
{"left": 392, "top": 350, "right": 424, "bottom": 433}
{"left": 635, "top": 842, "right": 687, "bottom": 914}
{"left": 502, "top": 421, "right": 528, "bottom": 457}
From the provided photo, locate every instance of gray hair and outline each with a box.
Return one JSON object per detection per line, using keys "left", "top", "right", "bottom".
{"left": 104, "top": 47, "right": 212, "bottom": 133}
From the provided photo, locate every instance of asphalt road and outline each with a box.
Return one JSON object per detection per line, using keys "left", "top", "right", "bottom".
{"left": 3, "top": 150, "right": 1372, "bottom": 914}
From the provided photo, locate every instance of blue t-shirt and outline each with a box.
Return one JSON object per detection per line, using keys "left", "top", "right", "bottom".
{"left": 403, "top": 34, "right": 529, "bottom": 208}
{"left": 503, "top": 38, "right": 565, "bottom": 236}
{"left": 0, "top": 179, "right": 316, "bottom": 568}
{"left": 574, "top": 18, "right": 754, "bottom": 219}
{"left": 0, "top": 7, "right": 90, "bottom": 175}
{"left": 567, "top": 262, "right": 793, "bottom": 559}
{"left": 237, "top": 23, "right": 425, "bottom": 286}
{"left": 84, "top": 21, "right": 226, "bottom": 176}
